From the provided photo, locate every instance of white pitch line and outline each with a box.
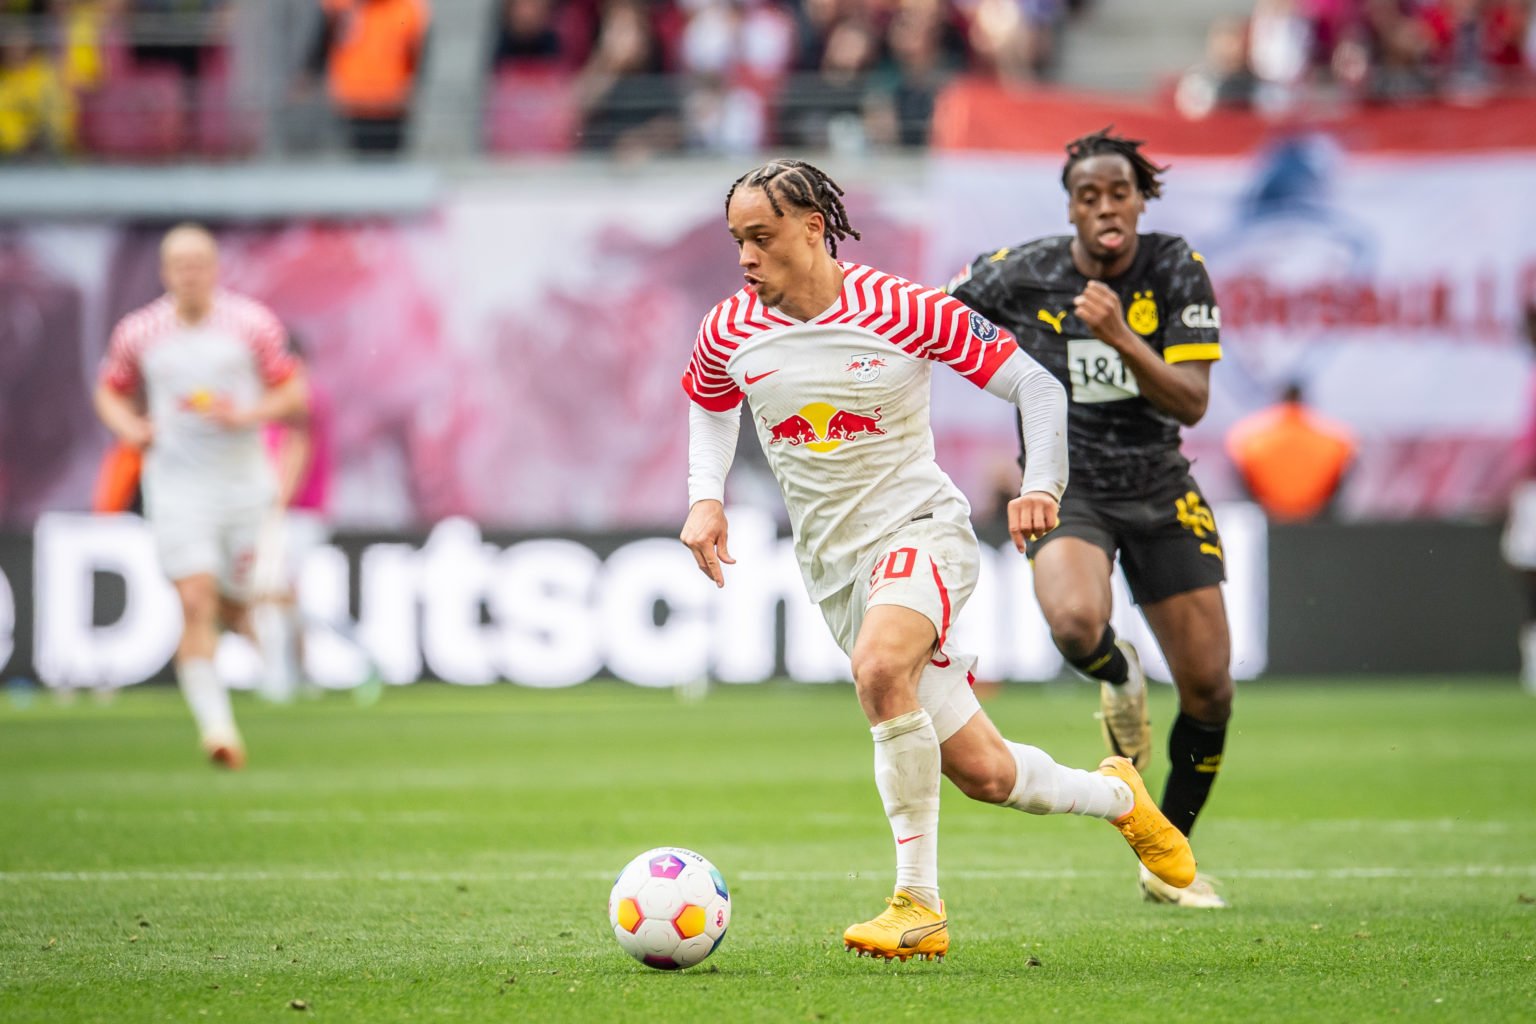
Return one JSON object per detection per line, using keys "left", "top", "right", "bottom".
{"left": 2, "top": 865, "right": 1534, "bottom": 884}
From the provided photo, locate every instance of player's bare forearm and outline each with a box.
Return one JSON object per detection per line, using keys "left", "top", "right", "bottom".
{"left": 92, "top": 383, "right": 153, "bottom": 449}
{"left": 275, "top": 429, "right": 312, "bottom": 508}
{"left": 680, "top": 499, "right": 735, "bottom": 589}
{"left": 205, "top": 371, "right": 309, "bottom": 430}
{"left": 1075, "top": 282, "right": 1210, "bottom": 425}
{"left": 1128, "top": 357, "right": 1210, "bottom": 425}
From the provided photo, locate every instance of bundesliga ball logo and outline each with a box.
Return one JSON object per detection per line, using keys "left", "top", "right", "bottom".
{"left": 608, "top": 847, "right": 731, "bottom": 970}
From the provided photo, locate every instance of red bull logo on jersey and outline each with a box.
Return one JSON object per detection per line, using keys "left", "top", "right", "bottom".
{"left": 762, "top": 402, "right": 885, "bottom": 453}
{"left": 844, "top": 353, "right": 886, "bottom": 383}
{"left": 176, "top": 388, "right": 223, "bottom": 413}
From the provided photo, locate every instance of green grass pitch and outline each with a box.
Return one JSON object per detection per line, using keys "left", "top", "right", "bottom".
{"left": 2, "top": 678, "right": 1533, "bottom": 1023}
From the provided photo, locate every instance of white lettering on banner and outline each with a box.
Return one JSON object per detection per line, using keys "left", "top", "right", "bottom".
{"left": 21, "top": 507, "right": 1266, "bottom": 688}
{"left": 421, "top": 518, "right": 500, "bottom": 685}
{"left": 301, "top": 545, "right": 377, "bottom": 688}
{"left": 0, "top": 564, "right": 13, "bottom": 670}
{"left": 599, "top": 540, "right": 713, "bottom": 688}
{"left": 490, "top": 539, "right": 602, "bottom": 688}
{"left": 1180, "top": 304, "right": 1221, "bottom": 329}
{"left": 33, "top": 513, "right": 180, "bottom": 688}
{"left": 704, "top": 509, "right": 790, "bottom": 684}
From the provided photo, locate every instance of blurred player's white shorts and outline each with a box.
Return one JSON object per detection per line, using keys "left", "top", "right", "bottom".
{"left": 819, "top": 516, "right": 982, "bottom": 742}
{"left": 251, "top": 509, "right": 330, "bottom": 598}
{"left": 150, "top": 502, "right": 266, "bottom": 600}
{"left": 1503, "top": 481, "right": 1536, "bottom": 571}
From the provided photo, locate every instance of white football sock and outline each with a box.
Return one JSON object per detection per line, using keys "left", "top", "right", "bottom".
{"left": 252, "top": 603, "right": 298, "bottom": 702}
{"left": 871, "top": 708, "right": 941, "bottom": 912}
{"left": 1004, "top": 741, "right": 1132, "bottom": 820}
{"left": 177, "top": 657, "right": 239, "bottom": 747}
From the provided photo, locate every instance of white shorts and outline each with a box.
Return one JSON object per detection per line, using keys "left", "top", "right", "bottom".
{"left": 818, "top": 516, "right": 983, "bottom": 742}
{"left": 150, "top": 502, "right": 265, "bottom": 601}
{"left": 1504, "top": 481, "right": 1536, "bottom": 571}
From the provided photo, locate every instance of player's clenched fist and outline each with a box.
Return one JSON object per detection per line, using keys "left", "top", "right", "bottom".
{"left": 680, "top": 498, "right": 736, "bottom": 589}
{"left": 1007, "top": 491, "right": 1059, "bottom": 553}
{"left": 1073, "top": 280, "right": 1126, "bottom": 341}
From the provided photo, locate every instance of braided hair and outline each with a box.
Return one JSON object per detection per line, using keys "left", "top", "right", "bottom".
{"left": 1061, "top": 127, "right": 1168, "bottom": 200}
{"left": 725, "top": 159, "right": 862, "bottom": 257}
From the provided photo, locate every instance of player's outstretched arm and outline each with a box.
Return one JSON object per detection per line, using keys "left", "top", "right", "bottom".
{"left": 680, "top": 499, "right": 735, "bottom": 589}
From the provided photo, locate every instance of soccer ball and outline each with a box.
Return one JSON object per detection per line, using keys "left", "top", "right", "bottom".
{"left": 608, "top": 847, "right": 731, "bottom": 970}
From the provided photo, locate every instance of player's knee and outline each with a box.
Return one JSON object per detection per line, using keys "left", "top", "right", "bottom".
{"left": 1047, "top": 606, "right": 1105, "bottom": 659}
{"left": 179, "top": 589, "right": 218, "bottom": 628}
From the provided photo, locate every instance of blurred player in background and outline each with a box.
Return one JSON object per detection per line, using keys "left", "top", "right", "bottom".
{"left": 93, "top": 223, "right": 307, "bottom": 768}
{"left": 251, "top": 332, "right": 332, "bottom": 702}
{"left": 680, "top": 159, "right": 1195, "bottom": 962}
{"left": 1502, "top": 301, "right": 1536, "bottom": 695}
{"left": 948, "top": 129, "right": 1232, "bottom": 907}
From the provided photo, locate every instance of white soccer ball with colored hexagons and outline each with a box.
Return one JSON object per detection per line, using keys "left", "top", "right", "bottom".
{"left": 608, "top": 847, "right": 730, "bottom": 970}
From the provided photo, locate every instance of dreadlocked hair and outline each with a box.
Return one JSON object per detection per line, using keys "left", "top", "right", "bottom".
{"left": 724, "top": 159, "right": 862, "bottom": 257}
{"left": 1061, "top": 127, "right": 1168, "bottom": 200}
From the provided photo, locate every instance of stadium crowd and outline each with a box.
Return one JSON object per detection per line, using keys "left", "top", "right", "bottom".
{"left": 0, "top": 0, "right": 1533, "bottom": 160}
{"left": 1175, "top": 0, "right": 1536, "bottom": 117}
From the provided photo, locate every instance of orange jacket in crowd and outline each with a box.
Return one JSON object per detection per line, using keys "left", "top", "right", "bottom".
{"left": 1226, "top": 398, "right": 1357, "bottom": 522}
{"left": 322, "top": 0, "right": 431, "bottom": 118}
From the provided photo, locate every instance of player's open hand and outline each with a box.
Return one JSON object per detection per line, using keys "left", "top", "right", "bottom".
{"left": 200, "top": 396, "right": 255, "bottom": 430}
{"left": 1073, "top": 281, "right": 1126, "bottom": 343}
{"left": 680, "top": 499, "right": 735, "bottom": 589}
{"left": 1008, "top": 491, "right": 1059, "bottom": 553}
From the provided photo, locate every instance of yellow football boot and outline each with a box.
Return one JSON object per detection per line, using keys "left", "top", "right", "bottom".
{"left": 1098, "top": 755, "right": 1196, "bottom": 889}
{"left": 842, "top": 890, "right": 948, "bottom": 961}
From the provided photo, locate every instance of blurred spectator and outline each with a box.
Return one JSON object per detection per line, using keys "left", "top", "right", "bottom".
{"left": 306, "top": 0, "right": 431, "bottom": 154}
{"left": 963, "top": 0, "right": 1064, "bottom": 84}
{"left": 678, "top": 0, "right": 793, "bottom": 154}
{"left": 778, "top": 15, "right": 880, "bottom": 149}
{"left": 491, "top": 0, "right": 583, "bottom": 69}
{"left": 1226, "top": 380, "right": 1356, "bottom": 522}
{"left": 1501, "top": 302, "right": 1536, "bottom": 694}
{"left": 574, "top": 0, "right": 680, "bottom": 158}
{"left": 0, "top": 20, "right": 74, "bottom": 155}
{"left": 57, "top": 0, "right": 117, "bottom": 93}
{"left": 868, "top": 0, "right": 967, "bottom": 146}
{"left": 127, "top": 0, "right": 227, "bottom": 81}
{"left": 1175, "top": 16, "right": 1258, "bottom": 118}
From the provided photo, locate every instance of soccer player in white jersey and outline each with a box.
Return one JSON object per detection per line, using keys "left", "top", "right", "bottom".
{"left": 680, "top": 160, "right": 1197, "bottom": 961}
{"left": 93, "top": 224, "right": 307, "bottom": 769}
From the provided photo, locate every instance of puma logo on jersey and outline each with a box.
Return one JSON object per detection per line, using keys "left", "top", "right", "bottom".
{"left": 988, "top": 247, "right": 1011, "bottom": 263}
{"left": 1037, "top": 309, "right": 1067, "bottom": 334}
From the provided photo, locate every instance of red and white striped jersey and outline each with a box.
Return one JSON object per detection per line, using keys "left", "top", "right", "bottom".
{"left": 101, "top": 289, "right": 295, "bottom": 513}
{"left": 682, "top": 262, "right": 1018, "bottom": 600}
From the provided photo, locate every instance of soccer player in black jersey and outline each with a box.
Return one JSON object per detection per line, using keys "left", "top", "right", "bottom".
{"left": 948, "top": 128, "right": 1232, "bottom": 907}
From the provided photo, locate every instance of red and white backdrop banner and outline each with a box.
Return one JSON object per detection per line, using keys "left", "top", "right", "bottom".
{"left": 2, "top": 113, "right": 1532, "bottom": 530}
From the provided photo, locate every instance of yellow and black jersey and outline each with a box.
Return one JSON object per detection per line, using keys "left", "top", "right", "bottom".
{"left": 948, "top": 232, "right": 1221, "bottom": 499}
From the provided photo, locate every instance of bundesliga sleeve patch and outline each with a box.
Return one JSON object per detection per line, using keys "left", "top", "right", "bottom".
{"left": 968, "top": 310, "right": 998, "bottom": 342}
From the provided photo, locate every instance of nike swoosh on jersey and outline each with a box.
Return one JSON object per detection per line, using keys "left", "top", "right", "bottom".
{"left": 896, "top": 834, "right": 925, "bottom": 845}
{"left": 743, "top": 370, "right": 779, "bottom": 385}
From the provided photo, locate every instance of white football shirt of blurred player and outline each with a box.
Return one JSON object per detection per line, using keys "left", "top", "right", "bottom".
{"left": 100, "top": 290, "right": 295, "bottom": 589}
